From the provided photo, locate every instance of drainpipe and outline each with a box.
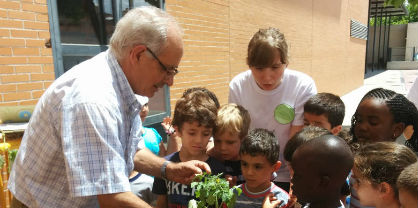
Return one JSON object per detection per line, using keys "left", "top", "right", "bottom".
{"left": 377, "top": 6, "right": 383, "bottom": 69}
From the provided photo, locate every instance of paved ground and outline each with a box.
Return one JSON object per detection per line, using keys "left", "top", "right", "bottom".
{"left": 341, "top": 69, "right": 418, "bottom": 126}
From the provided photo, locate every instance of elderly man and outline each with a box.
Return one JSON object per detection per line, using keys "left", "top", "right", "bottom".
{"left": 8, "top": 6, "right": 209, "bottom": 208}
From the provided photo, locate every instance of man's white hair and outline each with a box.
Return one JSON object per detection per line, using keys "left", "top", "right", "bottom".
{"left": 109, "top": 6, "right": 181, "bottom": 60}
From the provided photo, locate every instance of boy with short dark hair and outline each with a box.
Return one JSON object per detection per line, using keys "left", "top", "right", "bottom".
{"left": 303, "top": 93, "right": 345, "bottom": 135}
{"left": 235, "top": 128, "right": 290, "bottom": 208}
{"left": 152, "top": 90, "right": 225, "bottom": 208}
{"left": 291, "top": 135, "right": 353, "bottom": 208}
{"left": 283, "top": 126, "right": 332, "bottom": 163}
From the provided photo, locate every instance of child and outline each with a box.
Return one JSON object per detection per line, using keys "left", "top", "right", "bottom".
{"left": 137, "top": 95, "right": 166, "bottom": 156}
{"left": 348, "top": 88, "right": 418, "bottom": 208}
{"left": 283, "top": 126, "right": 332, "bottom": 163}
{"left": 283, "top": 126, "right": 333, "bottom": 208}
{"left": 229, "top": 28, "right": 317, "bottom": 192}
{"left": 396, "top": 162, "right": 418, "bottom": 208}
{"left": 291, "top": 134, "right": 353, "bottom": 208}
{"left": 235, "top": 128, "right": 290, "bottom": 208}
{"left": 129, "top": 95, "right": 166, "bottom": 205}
{"left": 350, "top": 88, "right": 418, "bottom": 152}
{"left": 212, "top": 103, "right": 251, "bottom": 185}
{"left": 303, "top": 93, "right": 345, "bottom": 135}
{"left": 162, "top": 87, "right": 220, "bottom": 155}
{"left": 352, "top": 142, "right": 417, "bottom": 208}
{"left": 152, "top": 90, "right": 225, "bottom": 208}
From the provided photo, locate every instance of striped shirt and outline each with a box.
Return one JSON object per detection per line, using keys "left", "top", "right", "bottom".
{"left": 8, "top": 50, "right": 144, "bottom": 207}
{"left": 235, "top": 182, "right": 290, "bottom": 208}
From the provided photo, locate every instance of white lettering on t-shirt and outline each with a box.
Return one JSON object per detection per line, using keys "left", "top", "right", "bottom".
{"left": 165, "top": 180, "right": 197, "bottom": 197}
{"left": 172, "top": 181, "right": 180, "bottom": 194}
{"left": 181, "top": 184, "right": 189, "bottom": 196}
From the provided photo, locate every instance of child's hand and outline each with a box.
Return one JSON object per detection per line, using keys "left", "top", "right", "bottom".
{"left": 225, "top": 174, "right": 237, "bottom": 188}
{"left": 161, "top": 116, "right": 173, "bottom": 132}
{"left": 262, "top": 193, "right": 284, "bottom": 208}
{"left": 287, "top": 185, "right": 298, "bottom": 208}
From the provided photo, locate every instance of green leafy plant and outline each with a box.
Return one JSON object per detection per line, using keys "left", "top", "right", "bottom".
{"left": 188, "top": 173, "right": 242, "bottom": 208}
{"left": 0, "top": 154, "right": 5, "bottom": 169}
{"left": 8, "top": 149, "right": 18, "bottom": 173}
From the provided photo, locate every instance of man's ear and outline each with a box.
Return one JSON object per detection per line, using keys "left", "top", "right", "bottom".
{"left": 331, "top": 125, "right": 342, "bottom": 135}
{"left": 273, "top": 161, "right": 282, "bottom": 172}
{"left": 129, "top": 45, "right": 147, "bottom": 64}
{"left": 393, "top": 122, "right": 406, "bottom": 139}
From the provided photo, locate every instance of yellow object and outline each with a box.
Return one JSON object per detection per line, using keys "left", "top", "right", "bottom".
{"left": 0, "top": 143, "right": 11, "bottom": 151}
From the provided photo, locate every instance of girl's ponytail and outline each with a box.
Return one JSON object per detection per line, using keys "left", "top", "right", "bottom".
{"left": 386, "top": 93, "right": 418, "bottom": 152}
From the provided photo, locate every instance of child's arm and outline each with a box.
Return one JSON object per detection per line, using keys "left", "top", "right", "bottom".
{"left": 225, "top": 174, "right": 237, "bottom": 188}
{"left": 158, "top": 141, "right": 167, "bottom": 157}
{"left": 156, "top": 195, "right": 168, "bottom": 208}
{"left": 161, "top": 116, "right": 181, "bottom": 154}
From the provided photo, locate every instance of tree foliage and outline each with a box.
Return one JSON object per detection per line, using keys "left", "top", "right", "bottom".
{"left": 371, "top": 2, "right": 418, "bottom": 25}
{"left": 385, "top": 0, "right": 418, "bottom": 7}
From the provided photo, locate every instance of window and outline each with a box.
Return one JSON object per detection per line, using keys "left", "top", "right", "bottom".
{"left": 48, "top": 0, "right": 169, "bottom": 125}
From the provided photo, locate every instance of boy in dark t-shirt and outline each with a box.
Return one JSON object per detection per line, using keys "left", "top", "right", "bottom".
{"left": 153, "top": 152, "right": 224, "bottom": 207}
{"left": 152, "top": 90, "right": 225, "bottom": 208}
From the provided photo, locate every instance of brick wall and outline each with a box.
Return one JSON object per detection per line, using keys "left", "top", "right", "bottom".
{"left": 0, "top": 0, "right": 368, "bottom": 110}
{"left": 0, "top": 0, "right": 53, "bottom": 106}
{"left": 167, "top": 0, "right": 368, "bottom": 110}
{"left": 166, "top": 0, "right": 231, "bottom": 108}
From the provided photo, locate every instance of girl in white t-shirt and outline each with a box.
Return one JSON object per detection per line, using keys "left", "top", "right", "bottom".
{"left": 229, "top": 28, "right": 317, "bottom": 192}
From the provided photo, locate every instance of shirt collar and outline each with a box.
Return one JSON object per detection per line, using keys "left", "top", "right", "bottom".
{"left": 106, "top": 50, "right": 141, "bottom": 114}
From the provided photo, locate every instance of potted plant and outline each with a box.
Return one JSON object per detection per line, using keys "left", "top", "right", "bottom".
{"left": 188, "top": 173, "right": 241, "bottom": 208}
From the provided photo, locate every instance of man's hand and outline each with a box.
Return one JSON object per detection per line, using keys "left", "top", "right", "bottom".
{"left": 262, "top": 193, "right": 284, "bottom": 208}
{"left": 166, "top": 160, "right": 211, "bottom": 184}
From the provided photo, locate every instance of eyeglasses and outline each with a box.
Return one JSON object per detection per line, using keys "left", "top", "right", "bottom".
{"left": 146, "top": 47, "right": 179, "bottom": 76}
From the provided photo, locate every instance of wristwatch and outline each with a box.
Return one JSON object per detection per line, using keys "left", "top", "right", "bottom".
{"left": 161, "top": 160, "right": 171, "bottom": 180}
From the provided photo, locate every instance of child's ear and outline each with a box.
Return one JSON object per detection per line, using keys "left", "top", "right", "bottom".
{"left": 378, "top": 182, "right": 395, "bottom": 198}
{"left": 392, "top": 122, "right": 406, "bottom": 139}
{"left": 273, "top": 161, "right": 282, "bottom": 172}
{"left": 330, "top": 125, "right": 342, "bottom": 135}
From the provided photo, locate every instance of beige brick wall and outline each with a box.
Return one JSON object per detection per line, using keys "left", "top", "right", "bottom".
{"left": 166, "top": 0, "right": 231, "bottom": 108}
{"left": 0, "top": 0, "right": 53, "bottom": 106}
{"left": 167, "top": 0, "right": 368, "bottom": 110}
{"left": 0, "top": 0, "right": 368, "bottom": 110}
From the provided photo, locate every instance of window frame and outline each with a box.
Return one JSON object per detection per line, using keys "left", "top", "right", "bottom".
{"left": 47, "top": 0, "right": 170, "bottom": 126}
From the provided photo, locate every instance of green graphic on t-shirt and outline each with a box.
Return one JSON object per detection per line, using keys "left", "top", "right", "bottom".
{"left": 274, "top": 104, "right": 295, "bottom": 124}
